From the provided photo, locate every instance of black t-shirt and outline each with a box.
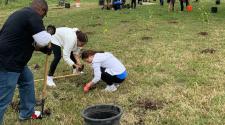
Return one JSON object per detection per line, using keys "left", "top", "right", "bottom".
{"left": 0, "top": 7, "right": 45, "bottom": 72}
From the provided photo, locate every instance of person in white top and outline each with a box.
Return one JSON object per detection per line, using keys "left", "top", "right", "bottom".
{"left": 82, "top": 50, "right": 128, "bottom": 92}
{"left": 47, "top": 27, "right": 88, "bottom": 87}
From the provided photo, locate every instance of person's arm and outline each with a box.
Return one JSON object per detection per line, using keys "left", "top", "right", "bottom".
{"left": 73, "top": 53, "right": 81, "bottom": 66}
{"left": 84, "top": 62, "right": 101, "bottom": 85}
{"left": 83, "top": 62, "right": 101, "bottom": 92}
{"left": 62, "top": 38, "right": 76, "bottom": 67}
{"left": 29, "top": 13, "right": 51, "bottom": 47}
{"left": 32, "top": 31, "right": 51, "bottom": 47}
{"left": 91, "top": 62, "right": 102, "bottom": 84}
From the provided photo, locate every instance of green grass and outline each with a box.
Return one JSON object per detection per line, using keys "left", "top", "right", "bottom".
{"left": 2, "top": 0, "right": 225, "bottom": 124}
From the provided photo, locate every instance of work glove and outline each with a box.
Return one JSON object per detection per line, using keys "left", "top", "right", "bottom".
{"left": 83, "top": 83, "right": 92, "bottom": 93}
{"left": 39, "top": 45, "right": 52, "bottom": 55}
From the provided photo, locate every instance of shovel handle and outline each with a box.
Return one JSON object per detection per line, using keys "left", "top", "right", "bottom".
{"left": 42, "top": 43, "right": 51, "bottom": 99}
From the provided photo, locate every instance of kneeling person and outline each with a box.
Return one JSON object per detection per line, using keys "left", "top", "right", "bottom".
{"left": 82, "top": 50, "right": 128, "bottom": 92}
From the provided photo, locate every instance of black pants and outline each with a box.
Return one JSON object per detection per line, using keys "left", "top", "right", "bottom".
{"left": 100, "top": 68, "right": 125, "bottom": 85}
{"left": 180, "top": 0, "right": 189, "bottom": 11}
{"left": 160, "top": 0, "right": 164, "bottom": 5}
{"left": 131, "top": 0, "right": 136, "bottom": 8}
{"left": 48, "top": 43, "right": 77, "bottom": 76}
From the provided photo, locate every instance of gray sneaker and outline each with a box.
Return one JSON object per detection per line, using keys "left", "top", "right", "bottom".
{"left": 114, "top": 83, "right": 120, "bottom": 88}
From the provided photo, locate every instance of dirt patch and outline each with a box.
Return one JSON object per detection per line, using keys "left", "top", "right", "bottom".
{"left": 137, "top": 99, "right": 164, "bottom": 110}
{"left": 43, "top": 108, "right": 51, "bottom": 116}
{"left": 201, "top": 48, "right": 216, "bottom": 54}
{"left": 141, "top": 36, "right": 153, "bottom": 41}
{"left": 34, "top": 64, "right": 40, "bottom": 70}
{"left": 198, "top": 32, "right": 208, "bottom": 36}
{"left": 87, "top": 23, "right": 102, "bottom": 27}
{"left": 135, "top": 119, "right": 145, "bottom": 125}
{"left": 168, "top": 20, "right": 178, "bottom": 24}
{"left": 59, "top": 96, "right": 73, "bottom": 101}
{"left": 11, "top": 101, "right": 20, "bottom": 112}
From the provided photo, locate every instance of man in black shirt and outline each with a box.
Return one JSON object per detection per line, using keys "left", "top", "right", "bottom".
{"left": 0, "top": 0, "right": 52, "bottom": 124}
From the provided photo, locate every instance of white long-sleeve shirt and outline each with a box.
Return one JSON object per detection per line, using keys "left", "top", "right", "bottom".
{"left": 33, "top": 31, "right": 51, "bottom": 47}
{"left": 91, "top": 52, "right": 126, "bottom": 84}
{"left": 51, "top": 27, "right": 80, "bottom": 66}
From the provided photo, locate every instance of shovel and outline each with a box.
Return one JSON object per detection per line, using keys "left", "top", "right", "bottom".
{"left": 40, "top": 43, "right": 51, "bottom": 118}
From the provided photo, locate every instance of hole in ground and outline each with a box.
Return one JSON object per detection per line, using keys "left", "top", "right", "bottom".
{"left": 201, "top": 48, "right": 216, "bottom": 54}
{"left": 198, "top": 32, "right": 208, "bottom": 36}
{"left": 141, "top": 36, "right": 152, "bottom": 41}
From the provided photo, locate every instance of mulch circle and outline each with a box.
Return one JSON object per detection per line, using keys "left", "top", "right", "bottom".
{"left": 201, "top": 48, "right": 216, "bottom": 54}
{"left": 198, "top": 32, "right": 208, "bottom": 36}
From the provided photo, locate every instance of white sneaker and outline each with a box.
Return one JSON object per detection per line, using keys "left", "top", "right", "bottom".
{"left": 47, "top": 76, "right": 56, "bottom": 87}
{"left": 104, "top": 84, "right": 117, "bottom": 92}
{"left": 114, "top": 83, "right": 120, "bottom": 88}
{"left": 19, "top": 111, "right": 42, "bottom": 120}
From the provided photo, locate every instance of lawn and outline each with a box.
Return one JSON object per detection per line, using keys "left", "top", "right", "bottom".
{"left": 1, "top": 0, "right": 225, "bottom": 125}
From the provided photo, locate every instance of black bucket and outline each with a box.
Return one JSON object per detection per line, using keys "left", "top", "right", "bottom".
{"left": 211, "top": 7, "right": 217, "bottom": 13}
{"left": 81, "top": 104, "right": 123, "bottom": 125}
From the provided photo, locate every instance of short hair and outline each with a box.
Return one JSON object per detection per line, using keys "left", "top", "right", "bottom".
{"left": 31, "top": 0, "right": 48, "bottom": 9}
{"left": 47, "top": 25, "right": 56, "bottom": 35}
{"left": 76, "top": 31, "right": 88, "bottom": 43}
